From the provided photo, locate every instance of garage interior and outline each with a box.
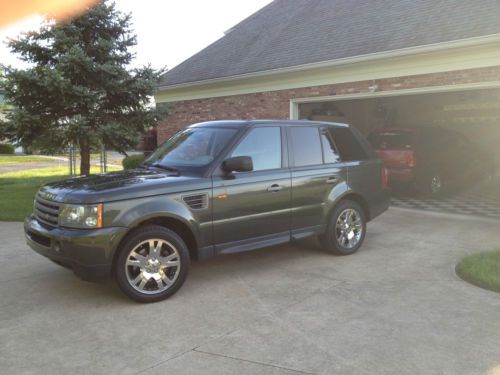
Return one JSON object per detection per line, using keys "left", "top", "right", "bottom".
{"left": 298, "top": 88, "right": 500, "bottom": 219}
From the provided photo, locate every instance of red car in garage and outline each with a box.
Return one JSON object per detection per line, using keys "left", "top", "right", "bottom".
{"left": 367, "top": 126, "right": 494, "bottom": 196}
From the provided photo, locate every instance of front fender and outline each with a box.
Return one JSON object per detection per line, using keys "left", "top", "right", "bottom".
{"left": 104, "top": 194, "right": 204, "bottom": 247}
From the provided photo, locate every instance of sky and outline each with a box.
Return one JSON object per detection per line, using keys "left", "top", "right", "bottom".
{"left": 0, "top": 0, "right": 273, "bottom": 70}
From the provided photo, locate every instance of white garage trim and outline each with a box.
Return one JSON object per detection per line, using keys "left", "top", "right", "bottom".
{"left": 289, "top": 81, "right": 500, "bottom": 119}
{"left": 156, "top": 36, "right": 500, "bottom": 103}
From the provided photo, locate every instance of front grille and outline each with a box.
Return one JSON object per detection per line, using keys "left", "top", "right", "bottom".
{"left": 182, "top": 193, "right": 208, "bottom": 210}
{"left": 34, "top": 193, "right": 60, "bottom": 227}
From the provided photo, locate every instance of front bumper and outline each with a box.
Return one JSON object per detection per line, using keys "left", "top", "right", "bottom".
{"left": 24, "top": 215, "right": 128, "bottom": 281}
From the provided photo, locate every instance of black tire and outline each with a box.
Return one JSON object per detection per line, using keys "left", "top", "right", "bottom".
{"left": 319, "top": 200, "right": 367, "bottom": 255}
{"left": 115, "top": 225, "right": 190, "bottom": 303}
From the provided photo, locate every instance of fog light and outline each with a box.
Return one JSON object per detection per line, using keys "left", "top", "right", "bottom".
{"left": 53, "top": 242, "right": 61, "bottom": 253}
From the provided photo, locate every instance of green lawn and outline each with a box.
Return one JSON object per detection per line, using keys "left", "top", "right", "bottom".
{"left": 456, "top": 249, "right": 500, "bottom": 293}
{"left": 0, "top": 155, "right": 55, "bottom": 165}
{"left": 0, "top": 165, "right": 121, "bottom": 222}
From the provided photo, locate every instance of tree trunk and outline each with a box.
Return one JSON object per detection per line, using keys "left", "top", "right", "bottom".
{"left": 79, "top": 138, "right": 91, "bottom": 176}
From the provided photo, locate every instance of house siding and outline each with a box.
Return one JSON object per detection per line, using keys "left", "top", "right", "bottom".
{"left": 157, "top": 66, "right": 500, "bottom": 142}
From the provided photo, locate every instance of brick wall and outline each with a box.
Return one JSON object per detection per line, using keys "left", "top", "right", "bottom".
{"left": 157, "top": 66, "right": 500, "bottom": 142}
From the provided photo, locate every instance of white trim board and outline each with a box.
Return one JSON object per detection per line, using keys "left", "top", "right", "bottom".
{"left": 155, "top": 35, "right": 500, "bottom": 103}
{"left": 158, "top": 34, "right": 500, "bottom": 92}
{"left": 289, "top": 81, "right": 500, "bottom": 119}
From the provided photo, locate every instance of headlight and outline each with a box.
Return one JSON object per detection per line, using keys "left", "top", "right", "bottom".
{"left": 59, "top": 204, "right": 103, "bottom": 229}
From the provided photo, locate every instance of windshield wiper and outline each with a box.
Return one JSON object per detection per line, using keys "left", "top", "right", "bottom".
{"left": 149, "top": 163, "right": 180, "bottom": 174}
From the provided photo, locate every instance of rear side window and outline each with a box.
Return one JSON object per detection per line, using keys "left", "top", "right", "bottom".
{"left": 329, "top": 128, "right": 368, "bottom": 161}
{"left": 289, "top": 127, "right": 323, "bottom": 167}
{"left": 368, "top": 131, "right": 414, "bottom": 150}
{"left": 320, "top": 129, "right": 340, "bottom": 164}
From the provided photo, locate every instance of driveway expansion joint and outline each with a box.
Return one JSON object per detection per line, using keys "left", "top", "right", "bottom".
{"left": 193, "top": 349, "right": 316, "bottom": 375}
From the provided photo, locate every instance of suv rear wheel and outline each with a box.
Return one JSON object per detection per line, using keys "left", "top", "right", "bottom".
{"left": 115, "top": 225, "right": 190, "bottom": 303}
{"left": 319, "top": 200, "right": 366, "bottom": 255}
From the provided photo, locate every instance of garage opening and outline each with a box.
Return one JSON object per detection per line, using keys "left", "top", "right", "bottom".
{"left": 297, "top": 88, "right": 500, "bottom": 219}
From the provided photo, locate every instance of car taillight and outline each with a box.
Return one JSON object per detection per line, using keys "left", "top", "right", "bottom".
{"left": 406, "top": 151, "right": 416, "bottom": 167}
{"left": 381, "top": 167, "right": 388, "bottom": 189}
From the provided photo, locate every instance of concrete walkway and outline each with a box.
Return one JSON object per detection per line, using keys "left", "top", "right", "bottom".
{"left": 0, "top": 208, "right": 499, "bottom": 374}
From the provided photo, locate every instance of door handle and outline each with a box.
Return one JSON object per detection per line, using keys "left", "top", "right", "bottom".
{"left": 267, "top": 184, "right": 283, "bottom": 192}
{"left": 326, "top": 176, "right": 339, "bottom": 184}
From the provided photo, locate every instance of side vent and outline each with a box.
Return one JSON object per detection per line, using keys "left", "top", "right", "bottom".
{"left": 182, "top": 193, "right": 208, "bottom": 210}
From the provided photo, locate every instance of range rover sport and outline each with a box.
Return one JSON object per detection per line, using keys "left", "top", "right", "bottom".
{"left": 25, "top": 120, "right": 390, "bottom": 302}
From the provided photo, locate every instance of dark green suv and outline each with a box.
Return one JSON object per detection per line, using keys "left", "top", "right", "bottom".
{"left": 25, "top": 120, "right": 390, "bottom": 302}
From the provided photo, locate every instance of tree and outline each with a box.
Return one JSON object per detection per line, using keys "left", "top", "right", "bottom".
{"left": 0, "top": 67, "right": 8, "bottom": 113}
{"left": 2, "top": 1, "right": 165, "bottom": 175}
{"left": 0, "top": 67, "right": 12, "bottom": 139}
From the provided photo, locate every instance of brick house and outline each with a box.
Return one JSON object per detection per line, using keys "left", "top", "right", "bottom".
{"left": 155, "top": 0, "right": 500, "bottom": 167}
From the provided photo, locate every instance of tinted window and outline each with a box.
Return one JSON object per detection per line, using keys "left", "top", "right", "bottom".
{"left": 231, "top": 127, "right": 281, "bottom": 171}
{"left": 289, "top": 127, "right": 323, "bottom": 167}
{"left": 329, "top": 128, "right": 368, "bottom": 161}
{"left": 321, "top": 129, "right": 340, "bottom": 164}
{"left": 368, "top": 130, "right": 414, "bottom": 150}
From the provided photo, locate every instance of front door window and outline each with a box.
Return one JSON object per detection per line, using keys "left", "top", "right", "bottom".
{"left": 231, "top": 127, "right": 282, "bottom": 171}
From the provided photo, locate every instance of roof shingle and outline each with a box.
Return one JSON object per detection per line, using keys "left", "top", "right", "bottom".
{"left": 159, "top": 0, "right": 500, "bottom": 87}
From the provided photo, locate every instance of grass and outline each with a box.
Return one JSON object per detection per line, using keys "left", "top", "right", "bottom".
{"left": 0, "top": 165, "right": 121, "bottom": 222}
{"left": 0, "top": 155, "right": 55, "bottom": 165}
{"left": 456, "top": 249, "right": 500, "bottom": 293}
{"left": 0, "top": 153, "right": 125, "bottom": 166}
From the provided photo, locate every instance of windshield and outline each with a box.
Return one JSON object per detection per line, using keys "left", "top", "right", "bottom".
{"left": 144, "top": 127, "right": 237, "bottom": 170}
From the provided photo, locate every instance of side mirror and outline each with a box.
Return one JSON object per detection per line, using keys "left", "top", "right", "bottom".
{"left": 222, "top": 156, "right": 253, "bottom": 173}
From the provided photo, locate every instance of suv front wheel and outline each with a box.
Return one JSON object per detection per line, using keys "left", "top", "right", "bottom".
{"left": 319, "top": 200, "right": 366, "bottom": 255}
{"left": 115, "top": 225, "right": 190, "bottom": 303}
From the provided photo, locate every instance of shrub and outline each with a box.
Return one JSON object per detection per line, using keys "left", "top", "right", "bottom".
{"left": 122, "top": 154, "right": 145, "bottom": 170}
{"left": 0, "top": 143, "right": 15, "bottom": 154}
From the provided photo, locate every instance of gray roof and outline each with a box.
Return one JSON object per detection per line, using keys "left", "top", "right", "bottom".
{"left": 158, "top": 0, "right": 500, "bottom": 88}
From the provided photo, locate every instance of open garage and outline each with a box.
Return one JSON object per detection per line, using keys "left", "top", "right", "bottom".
{"left": 296, "top": 87, "right": 500, "bottom": 165}
{"left": 296, "top": 86, "right": 500, "bottom": 218}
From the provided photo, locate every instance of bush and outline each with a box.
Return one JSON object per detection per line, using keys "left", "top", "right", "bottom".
{"left": 0, "top": 143, "right": 15, "bottom": 154}
{"left": 122, "top": 154, "right": 145, "bottom": 170}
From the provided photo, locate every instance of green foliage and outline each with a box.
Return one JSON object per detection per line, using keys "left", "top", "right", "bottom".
{"left": 2, "top": 1, "right": 166, "bottom": 175}
{"left": 0, "top": 143, "right": 15, "bottom": 154}
{"left": 122, "top": 154, "right": 145, "bottom": 170}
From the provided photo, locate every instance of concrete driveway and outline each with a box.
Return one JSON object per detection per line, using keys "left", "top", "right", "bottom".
{"left": 1, "top": 208, "right": 500, "bottom": 375}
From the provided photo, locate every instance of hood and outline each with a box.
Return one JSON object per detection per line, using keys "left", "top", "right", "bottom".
{"left": 39, "top": 168, "right": 208, "bottom": 204}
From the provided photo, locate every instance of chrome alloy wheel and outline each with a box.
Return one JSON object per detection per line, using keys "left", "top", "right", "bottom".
{"left": 125, "top": 239, "right": 181, "bottom": 295}
{"left": 430, "top": 175, "right": 442, "bottom": 194}
{"left": 335, "top": 208, "right": 363, "bottom": 249}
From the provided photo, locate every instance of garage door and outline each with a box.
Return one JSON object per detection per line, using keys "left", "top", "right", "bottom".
{"left": 298, "top": 88, "right": 500, "bottom": 219}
